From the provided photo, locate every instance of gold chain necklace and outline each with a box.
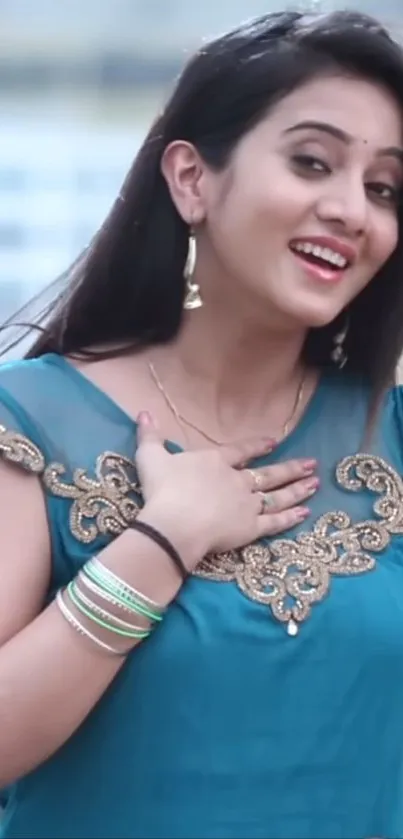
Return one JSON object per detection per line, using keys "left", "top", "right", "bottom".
{"left": 147, "top": 361, "right": 307, "bottom": 447}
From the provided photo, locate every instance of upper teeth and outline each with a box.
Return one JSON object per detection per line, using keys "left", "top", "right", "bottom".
{"left": 292, "top": 242, "right": 348, "bottom": 268}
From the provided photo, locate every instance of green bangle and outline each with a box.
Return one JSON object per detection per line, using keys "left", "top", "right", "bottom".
{"left": 71, "top": 580, "right": 151, "bottom": 636}
{"left": 83, "top": 563, "right": 163, "bottom": 623}
{"left": 84, "top": 564, "right": 161, "bottom": 622}
{"left": 67, "top": 582, "right": 150, "bottom": 640}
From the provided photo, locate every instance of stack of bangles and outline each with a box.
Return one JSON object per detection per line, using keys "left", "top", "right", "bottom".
{"left": 55, "top": 520, "right": 188, "bottom": 657}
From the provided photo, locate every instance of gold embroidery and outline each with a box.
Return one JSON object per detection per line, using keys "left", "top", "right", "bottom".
{"left": 10, "top": 436, "right": 400, "bottom": 635}
{"left": 0, "top": 424, "right": 45, "bottom": 473}
{"left": 195, "top": 454, "right": 403, "bottom": 635}
{"left": 43, "top": 452, "right": 141, "bottom": 543}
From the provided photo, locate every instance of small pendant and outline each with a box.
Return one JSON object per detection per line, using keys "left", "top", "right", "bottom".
{"left": 287, "top": 619, "right": 299, "bottom": 637}
{"left": 183, "top": 282, "right": 203, "bottom": 310}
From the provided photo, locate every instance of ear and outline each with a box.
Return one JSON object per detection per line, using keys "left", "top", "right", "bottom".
{"left": 160, "top": 140, "right": 207, "bottom": 224}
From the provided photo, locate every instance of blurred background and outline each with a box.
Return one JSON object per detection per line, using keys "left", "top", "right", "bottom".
{"left": 0, "top": 0, "right": 402, "bottom": 331}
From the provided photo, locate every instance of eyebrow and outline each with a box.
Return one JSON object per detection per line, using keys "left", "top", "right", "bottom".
{"left": 283, "top": 120, "right": 403, "bottom": 164}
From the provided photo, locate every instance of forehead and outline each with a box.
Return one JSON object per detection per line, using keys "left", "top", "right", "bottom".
{"left": 265, "top": 74, "right": 403, "bottom": 148}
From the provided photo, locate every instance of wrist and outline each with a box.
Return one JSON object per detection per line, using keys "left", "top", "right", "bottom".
{"left": 137, "top": 501, "right": 206, "bottom": 570}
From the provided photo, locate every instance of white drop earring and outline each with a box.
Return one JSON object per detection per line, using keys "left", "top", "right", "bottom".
{"left": 183, "top": 228, "right": 203, "bottom": 310}
{"left": 331, "top": 315, "right": 349, "bottom": 369}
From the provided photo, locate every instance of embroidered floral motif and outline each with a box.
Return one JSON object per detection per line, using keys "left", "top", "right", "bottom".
{"left": 195, "top": 454, "right": 403, "bottom": 634}
{"left": 1, "top": 428, "right": 402, "bottom": 635}
{"left": 43, "top": 453, "right": 141, "bottom": 543}
{"left": 0, "top": 424, "right": 45, "bottom": 473}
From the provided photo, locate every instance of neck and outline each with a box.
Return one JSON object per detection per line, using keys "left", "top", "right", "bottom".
{"left": 152, "top": 289, "right": 310, "bottom": 436}
{"left": 181, "top": 310, "right": 305, "bottom": 394}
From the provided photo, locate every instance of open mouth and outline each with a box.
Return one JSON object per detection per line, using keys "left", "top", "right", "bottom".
{"left": 289, "top": 241, "right": 350, "bottom": 273}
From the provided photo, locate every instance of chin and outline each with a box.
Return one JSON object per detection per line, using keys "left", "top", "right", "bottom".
{"left": 284, "top": 300, "right": 344, "bottom": 330}
{"left": 305, "top": 312, "right": 341, "bottom": 329}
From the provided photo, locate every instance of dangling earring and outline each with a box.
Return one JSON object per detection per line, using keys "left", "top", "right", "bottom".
{"left": 183, "top": 228, "right": 203, "bottom": 310}
{"left": 331, "top": 315, "right": 349, "bottom": 369}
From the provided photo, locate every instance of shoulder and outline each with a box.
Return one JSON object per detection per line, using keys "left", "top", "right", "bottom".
{"left": 0, "top": 354, "right": 65, "bottom": 473}
{"left": 0, "top": 353, "right": 60, "bottom": 400}
{"left": 0, "top": 354, "right": 61, "bottom": 418}
{"left": 0, "top": 355, "right": 142, "bottom": 565}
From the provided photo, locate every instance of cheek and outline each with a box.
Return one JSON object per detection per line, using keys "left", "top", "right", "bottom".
{"left": 371, "top": 217, "right": 399, "bottom": 268}
{"left": 345, "top": 220, "right": 398, "bottom": 300}
{"left": 222, "top": 160, "right": 303, "bottom": 229}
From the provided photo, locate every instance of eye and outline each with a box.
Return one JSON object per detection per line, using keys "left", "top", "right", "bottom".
{"left": 291, "top": 154, "right": 331, "bottom": 175}
{"left": 365, "top": 181, "right": 400, "bottom": 208}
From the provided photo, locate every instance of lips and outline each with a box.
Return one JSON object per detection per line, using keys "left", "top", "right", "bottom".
{"left": 290, "top": 242, "right": 348, "bottom": 269}
{"left": 289, "top": 236, "right": 357, "bottom": 268}
{"left": 288, "top": 237, "right": 354, "bottom": 284}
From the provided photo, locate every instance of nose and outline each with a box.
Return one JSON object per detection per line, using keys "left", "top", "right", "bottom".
{"left": 316, "top": 175, "right": 368, "bottom": 238}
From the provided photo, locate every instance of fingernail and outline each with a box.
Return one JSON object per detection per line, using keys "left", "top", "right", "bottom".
{"left": 264, "top": 437, "right": 277, "bottom": 449}
{"left": 137, "top": 411, "right": 152, "bottom": 426}
{"left": 302, "top": 459, "right": 317, "bottom": 474}
{"left": 296, "top": 507, "right": 310, "bottom": 520}
{"left": 306, "top": 477, "right": 320, "bottom": 492}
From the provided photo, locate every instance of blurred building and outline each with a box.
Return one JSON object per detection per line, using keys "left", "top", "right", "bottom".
{"left": 0, "top": 122, "right": 146, "bottom": 315}
{"left": 0, "top": 1, "right": 401, "bottom": 80}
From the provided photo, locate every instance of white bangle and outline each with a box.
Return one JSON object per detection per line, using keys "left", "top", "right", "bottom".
{"left": 90, "top": 556, "right": 164, "bottom": 612}
{"left": 78, "top": 569, "right": 145, "bottom": 617}
{"left": 73, "top": 582, "right": 148, "bottom": 634}
{"left": 55, "top": 589, "right": 126, "bottom": 657}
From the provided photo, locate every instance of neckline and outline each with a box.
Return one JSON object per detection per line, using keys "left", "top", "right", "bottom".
{"left": 43, "top": 352, "right": 330, "bottom": 463}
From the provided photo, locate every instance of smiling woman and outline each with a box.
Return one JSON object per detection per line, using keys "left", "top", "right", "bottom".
{"left": 3, "top": 9, "right": 403, "bottom": 839}
{"left": 162, "top": 70, "right": 403, "bottom": 337}
{"left": 275, "top": 92, "right": 403, "bottom": 286}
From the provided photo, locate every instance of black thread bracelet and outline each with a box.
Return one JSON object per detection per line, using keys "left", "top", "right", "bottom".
{"left": 130, "top": 520, "right": 188, "bottom": 582}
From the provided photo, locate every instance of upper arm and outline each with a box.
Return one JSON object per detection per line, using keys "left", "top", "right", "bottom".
{"left": 0, "top": 432, "right": 51, "bottom": 648}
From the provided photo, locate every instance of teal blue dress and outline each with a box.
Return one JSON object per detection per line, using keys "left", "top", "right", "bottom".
{"left": 1, "top": 352, "right": 403, "bottom": 838}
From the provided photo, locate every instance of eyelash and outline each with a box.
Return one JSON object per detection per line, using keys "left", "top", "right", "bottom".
{"left": 291, "top": 154, "right": 401, "bottom": 208}
{"left": 292, "top": 154, "right": 330, "bottom": 175}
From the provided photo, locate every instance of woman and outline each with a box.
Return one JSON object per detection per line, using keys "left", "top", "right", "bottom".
{"left": 1, "top": 7, "right": 403, "bottom": 838}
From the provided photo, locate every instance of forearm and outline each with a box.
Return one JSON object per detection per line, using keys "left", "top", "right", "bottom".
{"left": 0, "top": 516, "right": 191, "bottom": 787}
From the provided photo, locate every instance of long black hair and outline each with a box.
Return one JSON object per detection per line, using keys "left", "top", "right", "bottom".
{"left": 5, "top": 9, "right": 403, "bottom": 405}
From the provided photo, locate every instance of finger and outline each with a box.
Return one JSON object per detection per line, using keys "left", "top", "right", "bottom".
{"left": 247, "top": 458, "right": 317, "bottom": 491}
{"left": 135, "top": 412, "right": 170, "bottom": 489}
{"left": 243, "top": 468, "right": 265, "bottom": 492}
{"left": 136, "top": 411, "right": 165, "bottom": 449}
{"left": 221, "top": 437, "right": 276, "bottom": 467}
{"left": 256, "top": 505, "right": 311, "bottom": 539}
{"left": 259, "top": 477, "right": 319, "bottom": 514}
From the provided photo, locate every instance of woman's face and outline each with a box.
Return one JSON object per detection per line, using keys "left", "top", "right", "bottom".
{"left": 192, "top": 74, "right": 403, "bottom": 329}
